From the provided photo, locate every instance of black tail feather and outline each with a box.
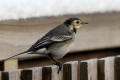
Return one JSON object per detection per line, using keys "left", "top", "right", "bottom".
{"left": 4, "top": 51, "right": 31, "bottom": 61}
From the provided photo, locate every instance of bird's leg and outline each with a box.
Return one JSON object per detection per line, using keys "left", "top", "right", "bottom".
{"left": 47, "top": 54, "right": 63, "bottom": 73}
{"left": 55, "top": 61, "right": 63, "bottom": 73}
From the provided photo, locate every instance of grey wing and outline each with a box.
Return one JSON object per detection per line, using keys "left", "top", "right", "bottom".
{"left": 50, "top": 35, "right": 72, "bottom": 41}
{"left": 28, "top": 34, "right": 72, "bottom": 51}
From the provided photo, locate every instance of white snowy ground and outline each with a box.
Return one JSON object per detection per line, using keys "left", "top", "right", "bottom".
{"left": 0, "top": 0, "right": 120, "bottom": 20}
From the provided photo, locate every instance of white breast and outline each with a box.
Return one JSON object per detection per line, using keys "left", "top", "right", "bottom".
{"left": 48, "top": 39, "right": 75, "bottom": 59}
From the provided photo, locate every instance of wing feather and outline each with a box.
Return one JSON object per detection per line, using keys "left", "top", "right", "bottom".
{"left": 29, "top": 35, "right": 72, "bottom": 51}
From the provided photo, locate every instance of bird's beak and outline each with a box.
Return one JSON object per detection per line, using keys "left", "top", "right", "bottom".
{"left": 82, "top": 22, "right": 88, "bottom": 24}
{"left": 84, "top": 22, "right": 88, "bottom": 24}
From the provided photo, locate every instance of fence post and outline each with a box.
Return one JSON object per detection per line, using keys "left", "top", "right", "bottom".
{"left": 104, "top": 57, "right": 115, "bottom": 80}
{"left": 98, "top": 57, "right": 115, "bottom": 80}
{"left": 41, "top": 65, "right": 63, "bottom": 80}
{"left": 80, "top": 59, "right": 97, "bottom": 80}
{"left": 98, "top": 58, "right": 105, "bottom": 80}
{"left": 0, "top": 71, "right": 1, "bottom": 80}
{"left": 21, "top": 67, "right": 42, "bottom": 80}
{"left": 0, "top": 59, "right": 18, "bottom": 71}
{"left": 1, "top": 71, "right": 9, "bottom": 80}
{"left": 0, "top": 56, "right": 119, "bottom": 80}
{"left": 115, "top": 56, "right": 120, "bottom": 80}
{"left": 63, "top": 61, "right": 78, "bottom": 80}
{"left": 21, "top": 69, "right": 33, "bottom": 80}
{"left": 51, "top": 65, "right": 63, "bottom": 80}
{"left": 1, "top": 70, "right": 20, "bottom": 80}
{"left": 80, "top": 60, "right": 88, "bottom": 80}
{"left": 87, "top": 59, "right": 97, "bottom": 80}
{"left": 32, "top": 67, "right": 42, "bottom": 80}
{"left": 42, "top": 66, "right": 52, "bottom": 80}
{"left": 4, "top": 59, "right": 18, "bottom": 71}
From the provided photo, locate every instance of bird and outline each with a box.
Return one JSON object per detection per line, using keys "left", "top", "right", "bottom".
{"left": 5, "top": 18, "right": 88, "bottom": 73}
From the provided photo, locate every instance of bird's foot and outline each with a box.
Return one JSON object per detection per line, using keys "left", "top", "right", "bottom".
{"left": 54, "top": 62, "right": 63, "bottom": 73}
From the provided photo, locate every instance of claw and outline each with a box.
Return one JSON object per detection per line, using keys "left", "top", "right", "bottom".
{"left": 55, "top": 62, "right": 63, "bottom": 73}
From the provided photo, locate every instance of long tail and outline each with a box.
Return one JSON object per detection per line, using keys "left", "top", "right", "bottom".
{"left": 4, "top": 51, "right": 31, "bottom": 61}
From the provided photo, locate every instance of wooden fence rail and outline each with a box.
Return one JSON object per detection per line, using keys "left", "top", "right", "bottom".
{"left": 0, "top": 55, "right": 120, "bottom": 80}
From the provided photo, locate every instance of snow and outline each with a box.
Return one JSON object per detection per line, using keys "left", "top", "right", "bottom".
{"left": 0, "top": 0, "right": 120, "bottom": 20}
{"left": 99, "top": 57, "right": 115, "bottom": 60}
{"left": 65, "top": 61, "right": 78, "bottom": 64}
{"left": 81, "top": 58, "right": 97, "bottom": 62}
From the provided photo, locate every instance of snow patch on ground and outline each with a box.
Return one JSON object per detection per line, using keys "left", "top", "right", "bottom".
{"left": 0, "top": 0, "right": 120, "bottom": 20}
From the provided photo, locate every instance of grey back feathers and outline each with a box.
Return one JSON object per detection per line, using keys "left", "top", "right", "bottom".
{"left": 28, "top": 24, "right": 74, "bottom": 51}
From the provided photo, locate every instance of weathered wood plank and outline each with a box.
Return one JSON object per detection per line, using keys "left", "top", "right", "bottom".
{"left": 87, "top": 59, "right": 98, "bottom": 80}
{"left": 0, "top": 62, "right": 4, "bottom": 71}
{"left": 42, "top": 67, "right": 52, "bottom": 80}
{"left": 105, "top": 57, "right": 115, "bottom": 80}
{"left": 2, "top": 71, "right": 9, "bottom": 80}
{"left": 63, "top": 61, "right": 78, "bottom": 80}
{"left": 79, "top": 59, "right": 97, "bottom": 80}
{"left": 0, "top": 59, "right": 18, "bottom": 71}
{"left": 68, "top": 61, "right": 78, "bottom": 80}
{"left": 0, "top": 56, "right": 119, "bottom": 80}
{"left": 51, "top": 65, "right": 63, "bottom": 80}
{"left": 0, "top": 71, "right": 1, "bottom": 80}
{"left": 21, "top": 69, "right": 33, "bottom": 80}
{"left": 98, "top": 58, "right": 105, "bottom": 80}
{"left": 114, "top": 56, "right": 120, "bottom": 80}
{"left": 2, "top": 70, "right": 20, "bottom": 80}
{"left": 9, "top": 70, "right": 20, "bottom": 80}
{"left": 21, "top": 67, "right": 42, "bottom": 80}
{"left": 63, "top": 64, "right": 71, "bottom": 80}
{"left": 32, "top": 67, "right": 42, "bottom": 80}
{"left": 71, "top": 61, "right": 78, "bottom": 80}
{"left": 4, "top": 59, "right": 18, "bottom": 71}
{"left": 80, "top": 60, "right": 88, "bottom": 80}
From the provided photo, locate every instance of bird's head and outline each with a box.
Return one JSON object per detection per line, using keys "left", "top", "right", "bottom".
{"left": 64, "top": 18, "right": 88, "bottom": 33}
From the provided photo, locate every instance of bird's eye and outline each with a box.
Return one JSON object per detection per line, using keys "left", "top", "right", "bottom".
{"left": 76, "top": 21, "right": 79, "bottom": 24}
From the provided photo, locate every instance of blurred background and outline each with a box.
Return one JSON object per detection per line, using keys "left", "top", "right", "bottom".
{"left": 0, "top": 0, "right": 120, "bottom": 68}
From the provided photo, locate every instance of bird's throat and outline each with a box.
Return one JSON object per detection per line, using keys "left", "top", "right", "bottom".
{"left": 73, "top": 27, "right": 76, "bottom": 33}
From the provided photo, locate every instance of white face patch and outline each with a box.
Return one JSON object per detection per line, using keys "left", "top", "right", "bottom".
{"left": 75, "top": 25, "right": 81, "bottom": 29}
{"left": 76, "top": 26, "right": 80, "bottom": 28}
